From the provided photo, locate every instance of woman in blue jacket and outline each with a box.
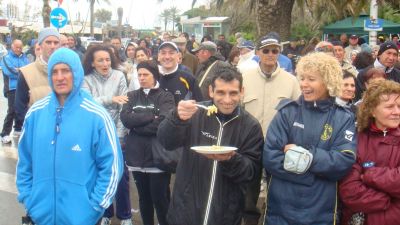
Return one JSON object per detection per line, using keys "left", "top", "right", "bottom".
{"left": 263, "top": 52, "right": 357, "bottom": 225}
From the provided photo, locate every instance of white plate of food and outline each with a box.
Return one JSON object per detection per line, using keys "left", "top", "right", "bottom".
{"left": 191, "top": 145, "right": 238, "bottom": 154}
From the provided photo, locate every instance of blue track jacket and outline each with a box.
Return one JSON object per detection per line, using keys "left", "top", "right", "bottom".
{"left": 0, "top": 51, "right": 29, "bottom": 90}
{"left": 16, "top": 48, "right": 123, "bottom": 225}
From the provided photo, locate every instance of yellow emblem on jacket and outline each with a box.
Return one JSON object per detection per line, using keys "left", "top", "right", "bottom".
{"left": 321, "top": 124, "right": 333, "bottom": 141}
{"left": 179, "top": 77, "right": 190, "bottom": 90}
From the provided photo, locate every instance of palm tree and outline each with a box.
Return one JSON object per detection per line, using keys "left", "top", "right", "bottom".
{"left": 168, "top": 6, "right": 180, "bottom": 35}
{"left": 78, "top": 0, "right": 110, "bottom": 37}
{"left": 159, "top": 9, "right": 171, "bottom": 31}
{"left": 159, "top": 0, "right": 372, "bottom": 40}
{"left": 42, "top": 0, "right": 51, "bottom": 27}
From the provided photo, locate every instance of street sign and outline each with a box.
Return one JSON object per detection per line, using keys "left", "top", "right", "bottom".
{"left": 50, "top": 7, "right": 68, "bottom": 29}
{"left": 364, "top": 18, "right": 383, "bottom": 31}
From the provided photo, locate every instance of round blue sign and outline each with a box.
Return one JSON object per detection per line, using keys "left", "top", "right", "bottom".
{"left": 50, "top": 8, "right": 68, "bottom": 28}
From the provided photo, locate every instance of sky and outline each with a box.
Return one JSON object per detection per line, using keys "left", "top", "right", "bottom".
{"left": 10, "top": 0, "right": 209, "bottom": 29}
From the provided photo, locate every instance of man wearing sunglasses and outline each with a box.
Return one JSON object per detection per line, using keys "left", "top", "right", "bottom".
{"left": 241, "top": 32, "right": 301, "bottom": 225}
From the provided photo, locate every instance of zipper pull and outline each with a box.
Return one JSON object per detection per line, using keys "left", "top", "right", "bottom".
{"left": 314, "top": 101, "right": 317, "bottom": 107}
{"left": 383, "top": 130, "right": 387, "bottom": 137}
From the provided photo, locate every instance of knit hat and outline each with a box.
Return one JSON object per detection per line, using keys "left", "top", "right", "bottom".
{"left": 38, "top": 27, "right": 60, "bottom": 45}
{"left": 378, "top": 41, "right": 399, "bottom": 56}
{"left": 137, "top": 60, "right": 160, "bottom": 82}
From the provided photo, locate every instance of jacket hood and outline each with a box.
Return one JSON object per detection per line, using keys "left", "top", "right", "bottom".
{"left": 47, "top": 48, "right": 84, "bottom": 103}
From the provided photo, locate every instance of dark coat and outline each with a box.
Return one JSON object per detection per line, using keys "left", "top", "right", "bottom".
{"left": 159, "top": 69, "right": 203, "bottom": 104}
{"left": 157, "top": 104, "right": 263, "bottom": 225}
{"left": 120, "top": 87, "right": 175, "bottom": 168}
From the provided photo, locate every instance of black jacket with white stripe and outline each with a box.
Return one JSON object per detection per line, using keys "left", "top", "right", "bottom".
{"left": 157, "top": 104, "right": 263, "bottom": 225}
{"left": 120, "top": 87, "right": 175, "bottom": 168}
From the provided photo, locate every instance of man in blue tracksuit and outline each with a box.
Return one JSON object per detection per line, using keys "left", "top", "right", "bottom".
{"left": 0, "top": 39, "right": 29, "bottom": 144}
{"left": 16, "top": 48, "right": 123, "bottom": 225}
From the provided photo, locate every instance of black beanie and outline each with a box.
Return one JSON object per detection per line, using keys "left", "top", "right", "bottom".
{"left": 137, "top": 60, "right": 160, "bottom": 82}
{"left": 378, "top": 41, "right": 399, "bottom": 56}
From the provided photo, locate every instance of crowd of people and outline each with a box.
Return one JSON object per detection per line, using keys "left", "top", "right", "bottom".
{"left": 1, "top": 26, "right": 400, "bottom": 225}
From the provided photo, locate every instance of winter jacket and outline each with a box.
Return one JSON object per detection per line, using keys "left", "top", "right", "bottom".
{"left": 157, "top": 104, "right": 264, "bottom": 225}
{"left": 181, "top": 51, "right": 199, "bottom": 74}
{"left": 16, "top": 58, "right": 51, "bottom": 122}
{"left": 16, "top": 48, "right": 123, "bottom": 225}
{"left": 120, "top": 87, "right": 175, "bottom": 168}
{"left": 0, "top": 50, "right": 29, "bottom": 90}
{"left": 355, "top": 62, "right": 400, "bottom": 101}
{"left": 159, "top": 66, "right": 203, "bottom": 104}
{"left": 339, "top": 125, "right": 400, "bottom": 225}
{"left": 195, "top": 54, "right": 230, "bottom": 99}
{"left": 82, "top": 69, "right": 128, "bottom": 137}
{"left": 263, "top": 96, "right": 356, "bottom": 225}
{"left": 242, "top": 66, "right": 301, "bottom": 135}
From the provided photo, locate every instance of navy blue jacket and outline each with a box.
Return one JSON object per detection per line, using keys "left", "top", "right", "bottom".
{"left": 159, "top": 68, "right": 203, "bottom": 104}
{"left": 263, "top": 96, "right": 356, "bottom": 225}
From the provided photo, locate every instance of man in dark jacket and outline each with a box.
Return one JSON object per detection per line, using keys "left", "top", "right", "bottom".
{"left": 157, "top": 66, "right": 264, "bottom": 225}
{"left": 193, "top": 41, "right": 230, "bottom": 99}
{"left": 355, "top": 41, "right": 400, "bottom": 101}
{"left": 158, "top": 41, "right": 203, "bottom": 104}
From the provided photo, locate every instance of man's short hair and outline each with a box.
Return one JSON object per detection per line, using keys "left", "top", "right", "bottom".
{"left": 211, "top": 65, "right": 243, "bottom": 90}
{"left": 111, "top": 36, "right": 122, "bottom": 42}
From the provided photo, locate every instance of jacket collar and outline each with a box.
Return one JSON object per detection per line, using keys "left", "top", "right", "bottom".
{"left": 369, "top": 123, "right": 400, "bottom": 137}
{"left": 257, "top": 63, "right": 281, "bottom": 79}
{"left": 298, "top": 95, "right": 335, "bottom": 112}
{"left": 374, "top": 58, "right": 394, "bottom": 73}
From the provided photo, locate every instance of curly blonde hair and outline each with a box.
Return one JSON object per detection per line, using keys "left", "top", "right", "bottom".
{"left": 296, "top": 52, "right": 343, "bottom": 97}
{"left": 357, "top": 80, "right": 400, "bottom": 132}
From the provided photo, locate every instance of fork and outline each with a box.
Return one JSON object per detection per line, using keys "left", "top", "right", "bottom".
{"left": 195, "top": 104, "right": 209, "bottom": 110}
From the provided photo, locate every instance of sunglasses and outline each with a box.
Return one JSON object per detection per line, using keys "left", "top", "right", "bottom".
{"left": 262, "top": 48, "right": 279, "bottom": 55}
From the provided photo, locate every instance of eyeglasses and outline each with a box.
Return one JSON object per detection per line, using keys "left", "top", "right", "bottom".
{"left": 262, "top": 48, "right": 279, "bottom": 55}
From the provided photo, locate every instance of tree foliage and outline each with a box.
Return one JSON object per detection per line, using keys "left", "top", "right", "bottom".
{"left": 94, "top": 8, "right": 112, "bottom": 23}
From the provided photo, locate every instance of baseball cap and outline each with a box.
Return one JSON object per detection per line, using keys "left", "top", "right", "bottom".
{"left": 192, "top": 41, "right": 217, "bottom": 53}
{"left": 158, "top": 41, "right": 179, "bottom": 52}
{"left": 237, "top": 40, "right": 255, "bottom": 50}
{"left": 172, "top": 37, "right": 187, "bottom": 44}
{"left": 257, "top": 32, "right": 281, "bottom": 50}
{"left": 350, "top": 34, "right": 358, "bottom": 39}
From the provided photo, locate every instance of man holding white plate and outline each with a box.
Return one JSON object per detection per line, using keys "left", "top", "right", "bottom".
{"left": 157, "top": 65, "right": 264, "bottom": 225}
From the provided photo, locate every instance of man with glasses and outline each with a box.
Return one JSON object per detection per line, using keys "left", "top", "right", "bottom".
{"left": 344, "top": 34, "right": 361, "bottom": 62}
{"left": 241, "top": 32, "right": 301, "bottom": 225}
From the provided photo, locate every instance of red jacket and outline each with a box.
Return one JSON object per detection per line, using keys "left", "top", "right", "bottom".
{"left": 339, "top": 125, "right": 400, "bottom": 225}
